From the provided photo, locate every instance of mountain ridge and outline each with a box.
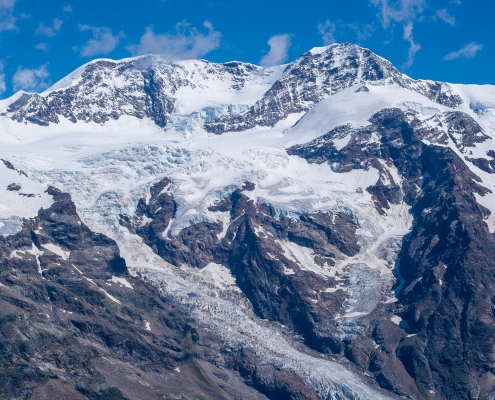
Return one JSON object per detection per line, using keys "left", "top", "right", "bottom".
{"left": 0, "top": 43, "right": 465, "bottom": 131}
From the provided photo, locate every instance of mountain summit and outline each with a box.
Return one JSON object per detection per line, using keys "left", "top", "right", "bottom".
{"left": 0, "top": 44, "right": 495, "bottom": 399}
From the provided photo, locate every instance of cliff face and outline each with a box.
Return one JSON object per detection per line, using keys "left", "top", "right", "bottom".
{"left": 289, "top": 107, "right": 495, "bottom": 397}
{"left": 0, "top": 182, "right": 320, "bottom": 400}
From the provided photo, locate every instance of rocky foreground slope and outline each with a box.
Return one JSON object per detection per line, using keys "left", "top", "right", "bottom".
{"left": 0, "top": 43, "right": 495, "bottom": 399}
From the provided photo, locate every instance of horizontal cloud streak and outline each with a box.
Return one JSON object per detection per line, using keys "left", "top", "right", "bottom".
{"left": 36, "top": 18, "right": 63, "bottom": 37}
{"left": 128, "top": 21, "right": 221, "bottom": 59}
{"left": 444, "top": 42, "right": 483, "bottom": 60}
{"left": 436, "top": 8, "right": 456, "bottom": 26}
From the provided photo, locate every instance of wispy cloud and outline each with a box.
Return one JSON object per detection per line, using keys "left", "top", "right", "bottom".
{"left": 370, "top": 0, "right": 426, "bottom": 28}
{"left": 259, "top": 34, "right": 292, "bottom": 67}
{"left": 444, "top": 42, "right": 483, "bottom": 60}
{"left": 369, "top": 0, "right": 425, "bottom": 69}
{"left": 317, "top": 20, "right": 336, "bottom": 45}
{"left": 348, "top": 23, "right": 375, "bottom": 41}
{"left": 317, "top": 21, "right": 374, "bottom": 44}
{"left": 402, "top": 22, "right": 421, "bottom": 69}
{"left": 0, "top": 0, "right": 17, "bottom": 32}
{"left": 128, "top": 21, "right": 221, "bottom": 59}
{"left": 0, "top": 61, "right": 6, "bottom": 96}
{"left": 12, "top": 64, "right": 50, "bottom": 92}
{"left": 435, "top": 8, "right": 455, "bottom": 26}
{"left": 76, "top": 25, "right": 125, "bottom": 57}
{"left": 35, "top": 42, "right": 48, "bottom": 51}
{"left": 63, "top": 5, "right": 72, "bottom": 12}
{"left": 36, "top": 18, "right": 63, "bottom": 37}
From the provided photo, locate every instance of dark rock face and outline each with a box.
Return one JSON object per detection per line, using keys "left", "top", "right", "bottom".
{"left": 287, "top": 107, "right": 495, "bottom": 398}
{"left": 288, "top": 108, "right": 486, "bottom": 213}
{"left": 124, "top": 178, "right": 363, "bottom": 356}
{"left": 443, "top": 111, "right": 489, "bottom": 151}
{"left": 0, "top": 186, "right": 186, "bottom": 398}
{"left": 394, "top": 145, "right": 495, "bottom": 399}
{"left": 1, "top": 158, "right": 16, "bottom": 170}
{"left": 469, "top": 150, "right": 495, "bottom": 173}
{"left": 0, "top": 186, "right": 324, "bottom": 399}
{"left": 205, "top": 43, "right": 462, "bottom": 134}
{"left": 119, "top": 177, "right": 228, "bottom": 268}
{"left": 7, "top": 183, "right": 21, "bottom": 191}
{"left": 225, "top": 198, "right": 359, "bottom": 354}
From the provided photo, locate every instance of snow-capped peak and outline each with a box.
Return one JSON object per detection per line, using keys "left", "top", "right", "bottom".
{"left": 0, "top": 43, "right": 463, "bottom": 133}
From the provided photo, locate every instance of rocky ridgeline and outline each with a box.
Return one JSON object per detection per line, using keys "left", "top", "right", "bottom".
{"left": 2, "top": 56, "right": 262, "bottom": 127}
{"left": 204, "top": 43, "right": 462, "bottom": 134}
{"left": 2, "top": 43, "right": 462, "bottom": 133}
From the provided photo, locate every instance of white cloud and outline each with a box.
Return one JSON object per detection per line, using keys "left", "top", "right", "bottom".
{"left": 436, "top": 8, "right": 455, "bottom": 26}
{"left": 35, "top": 42, "right": 48, "bottom": 51}
{"left": 370, "top": 0, "right": 426, "bottom": 28}
{"left": 444, "top": 42, "right": 483, "bottom": 60}
{"left": 128, "top": 21, "right": 221, "bottom": 59}
{"left": 259, "top": 34, "right": 292, "bottom": 67}
{"left": 12, "top": 64, "right": 50, "bottom": 92}
{"left": 0, "top": 0, "right": 17, "bottom": 32}
{"left": 0, "top": 61, "right": 6, "bottom": 97}
{"left": 402, "top": 22, "right": 421, "bottom": 70}
{"left": 77, "top": 25, "right": 125, "bottom": 57}
{"left": 317, "top": 20, "right": 336, "bottom": 45}
{"left": 63, "top": 5, "right": 72, "bottom": 12}
{"left": 36, "top": 18, "right": 63, "bottom": 37}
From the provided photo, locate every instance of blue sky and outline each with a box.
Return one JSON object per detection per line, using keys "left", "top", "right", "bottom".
{"left": 0, "top": 0, "right": 491, "bottom": 99}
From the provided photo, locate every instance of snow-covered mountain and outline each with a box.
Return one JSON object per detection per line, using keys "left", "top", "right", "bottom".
{"left": 1, "top": 43, "right": 495, "bottom": 399}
